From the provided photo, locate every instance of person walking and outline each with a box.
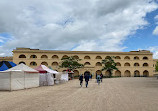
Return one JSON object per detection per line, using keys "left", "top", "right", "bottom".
{"left": 100, "top": 73, "right": 103, "bottom": 82}
{"left": 84, "top": 74, "right": 89, "bottom": 88}
{"left": 97, "top": 75, "right": 101, "bottom": 85}
{"left": 91, "top": 74, "right": 93, "bottom": 79}
{"left": 79, "top": 74, "right": 83, "bottom": 87}
{"left": 96, "top": 73, "right": 98, "bottom": 82}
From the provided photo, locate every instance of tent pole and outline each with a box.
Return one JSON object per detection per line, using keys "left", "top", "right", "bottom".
{"left": 24, "top": 71, "right": 25, "bottom": 89}
{"left": 10, "top": 72, "right": 11, "bottom": 92}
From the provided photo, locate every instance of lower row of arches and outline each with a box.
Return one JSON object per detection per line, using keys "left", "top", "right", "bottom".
{"left": 73, "top": 70, "right": 149, "bottom": 77}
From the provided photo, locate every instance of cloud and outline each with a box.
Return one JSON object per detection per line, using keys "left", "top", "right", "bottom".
{"left": 148, "top": 46, "right": 158, "bottom": 59}
{"left": 153, "top": 26, "right": 158, "bottom": 35}
{"left": 154, "top": 15, "right": 158, "bottom": 20}
{"left": 0, "top": 0, "right": 158, "bottom": 56}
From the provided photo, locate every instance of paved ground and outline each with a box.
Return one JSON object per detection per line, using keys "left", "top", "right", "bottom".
{"left": 0, "top": 77, "right": 158, "bottom": 111}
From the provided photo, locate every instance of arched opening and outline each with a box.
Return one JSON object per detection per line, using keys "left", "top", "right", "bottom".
{"left": 134, "top": 63, "right": 139, "bottom": 66}
{"left": 134, "top": 56, "right": 139, "bottom": 60}
{"left": 143, "top": 56, "right": 148, "bottom": 60}
{"left": 96, "top": 62, "right": 102, "bottom": 66}
{"left": 115, "top": 70, "right": 121, "bottom": 77}
{"left": 96, "top": 56, "right": 102, "bottom": 59}
{"left": 116, "top": 62, "right": 121, "bottom": 66}
{"left": 19, "top": 61, "right": 26, "bottom": 64}
{"left": 73, "top": 55, "right": 79, "bottom": 59}
{"left": 96, "top": 70, "right": 102, "bottom": 75}
{"left": 84, "top": 62, "right": 91, "bottom": 66}
{"left": 105, "top": 56, "right": 111, "bottom": 59}
{"left": 19, "top": 54, "right": 26, "bottom": 58}
{"left": 124, "top": 56, "right": 130, "bottom": 60}
{"left": 115, "top": 56, "right": 121, "bottom": 59}
{"left": 52, "top": 62, "right": 58, "bottom": 66}
{"left": 62, "top": 70, "right": 67, "bottom": 72}
{"left": 62, "top": 55, "right": 69, "bottom": 59}
{"left": 143, "top": 63, "right": 148, "bottom": 67}
{"left": 30, "top": 62, "right": 37, "bottom": 66}
{"left": 41, "top": 62, "right": 48, "bottom": 66}
{"left": 52, "top": 55, "right": 59, "bottom": 59}
{"left": 41, "top": 55, "right": 48, "bottom": 59}
{"left": 134, "top": 70, "right": 140, "bottom": 77}
{"left": 124, "top": 70, "right": 131, "bottom": 77}
{"left": 105, "top": 70, "right": 110, "bottom": 77}
{"left": 84, "top": 56, "right": 91, "bottom": 59}
{"left": 143, "top": 70, "right": 149, "bottom": 77}
{"left": 30, "top": 55, "right": 37, "bottom": 58}
{"left": 124, "top": 62, "right": 130, "bottom": 66}
{"left": 74, "top": 70, "right": 79, "bottom": 78}
{"left": 84, "top": 71, "right": 90, "bottom": 76}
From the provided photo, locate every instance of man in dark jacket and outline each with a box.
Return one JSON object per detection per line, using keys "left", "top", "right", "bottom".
{"left": 84, "top": 74, "right": 89, "bottom": 88}
{"left": 79, "top": 74, "right": 83, "bottom": 87}
{"left": 100, "top": 73, "right": 103, "bottom": 82}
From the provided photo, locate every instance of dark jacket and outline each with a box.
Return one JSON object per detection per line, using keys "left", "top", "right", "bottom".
{"left": 84, "top": 75, "right": 89, "bottom": 81}
{"left": 100, "top": 74, "right": 103, "bottom": 79}
{"left": 79, "top": 75, "right": 83, "bottom": 81}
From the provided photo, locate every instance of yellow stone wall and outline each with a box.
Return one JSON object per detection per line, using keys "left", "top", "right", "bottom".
{"left": 12, "top": 48, "right": 154, "bottom": 77}
{"left": 0, "top": 56, "right": 13, "bottom": 62}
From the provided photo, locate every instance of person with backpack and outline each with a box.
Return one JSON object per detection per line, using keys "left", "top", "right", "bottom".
{"left": 97, "top": 75, "right": 101, "bottom": 85}
{"left": 79, "top": 74, "right": 83, "bottom": 87}
{"left": 100, "top": 73, "right": 103, "bottom": 82}
{"left": 84, "top": 74, "right": 89, "bottom": 88}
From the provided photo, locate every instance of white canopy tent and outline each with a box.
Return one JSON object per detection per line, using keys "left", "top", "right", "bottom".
{"left": 0, "top": 64, "right": 39, "bottom": 91}
{"left": 60, "top": 72, "right": 69, "bottom": 82}
{"left": 41, "top": 65, "right": 58, "bottom": 74}
{"left": 35, "top": 65, "right": 59, "bottom": 86}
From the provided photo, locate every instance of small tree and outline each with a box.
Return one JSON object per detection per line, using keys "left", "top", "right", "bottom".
{"left": 59, "top": 56, "right": 84, "bottom": 72}
{"left": 101, "top": 56, "right": 118, "bottom": 78}
{"left": 155, "top": 61, "right": 158, "bottom": 72}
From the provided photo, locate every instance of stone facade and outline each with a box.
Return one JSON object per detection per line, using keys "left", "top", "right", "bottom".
{"left": 0, "top": 56, "right": 13, "bottom": 62}
{"left": 153, "top": 59, "right": 158, "bottom": 74}
{"left": 11, "top": 48, "right": 154, "bottom": 77}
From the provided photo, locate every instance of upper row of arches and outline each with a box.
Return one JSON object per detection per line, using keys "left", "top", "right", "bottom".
{"left": 19, "top": 54, "right": 149, "bottom": 60}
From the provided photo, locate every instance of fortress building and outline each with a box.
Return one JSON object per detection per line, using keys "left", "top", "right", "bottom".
{"left": 9, "top": 48, "right": 155, "bottom": 77}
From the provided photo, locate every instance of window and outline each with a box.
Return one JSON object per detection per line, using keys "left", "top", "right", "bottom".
{"left": 41, "top": 62, "right": 48, "bottom": 66}
{"left": 52, "top": 55, "right": 59, "bottom": 59}
{"left": 19, "top": 61, "right": 26, "bottom": 64}
{"left": 62, "top": 55, "right": 69, "bottom": 59}
{"left": 105, "top": 56, "right": 111, "bottom": 59}
{"left": 41, "top": 55, "right": 48, "bottom": 58}
{"left": 96, "top": 56, "right": 102, "bottom": 59}
{"left": 143, "top": 63, "right": 148, "bottom": 67}
{"left": 143, "top": 57, "right": 148, "bottom": 60}
{"left": 134, "top": 56, "right": 139, "bottom": 60}
{"left": 73, "top": 55, "right": 79, "bottom": 59}
{"left": 134, "top": 63, "right": 139, "bottom": 66}
{"left": 84, "top": 56, "right": 91, "bottom": 59}
{"left": 116, "top": 62, "right": 121, "bottom": 66}
{"left": 124, "top": 56, "right": 130, "bottom": 60}
{"left": 84, "top": 62, "right": 91, "bottom": 65}
{"left": 96, "top": 62, "right": 102, "bottom": 66}
{"left": 124, "top": 62, "right": 130, "bottom": 66}
{"left": 30, "top": 62, "right": 37, "bottom": 66}
{"left": 19, "top": 54, "right": 26, "bottom": 58}
{"left": 30, "top": 55, "right": 37, "bottom": 58}
{"left": 115, "top": 56, "right": 121, "bottom": 59}
{"left": 52, "top": 62, "right": 58, "bottom": 66}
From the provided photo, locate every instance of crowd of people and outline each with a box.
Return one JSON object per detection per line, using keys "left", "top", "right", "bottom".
{"left": 79, "top": 73, "right": 103, "bottom": 88}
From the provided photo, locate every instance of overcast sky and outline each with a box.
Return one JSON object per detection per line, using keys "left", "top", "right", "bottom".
{"left": 0, "top": 0, "right": 158, "bottom": 58}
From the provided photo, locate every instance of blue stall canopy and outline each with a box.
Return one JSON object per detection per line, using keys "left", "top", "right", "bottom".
{"left": 0, "top": 61, "right": 16, "bottom": 71}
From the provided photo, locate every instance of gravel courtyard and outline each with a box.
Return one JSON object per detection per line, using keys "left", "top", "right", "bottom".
{"left": 0, "top": 77, "right": 158, "bottom": 111}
